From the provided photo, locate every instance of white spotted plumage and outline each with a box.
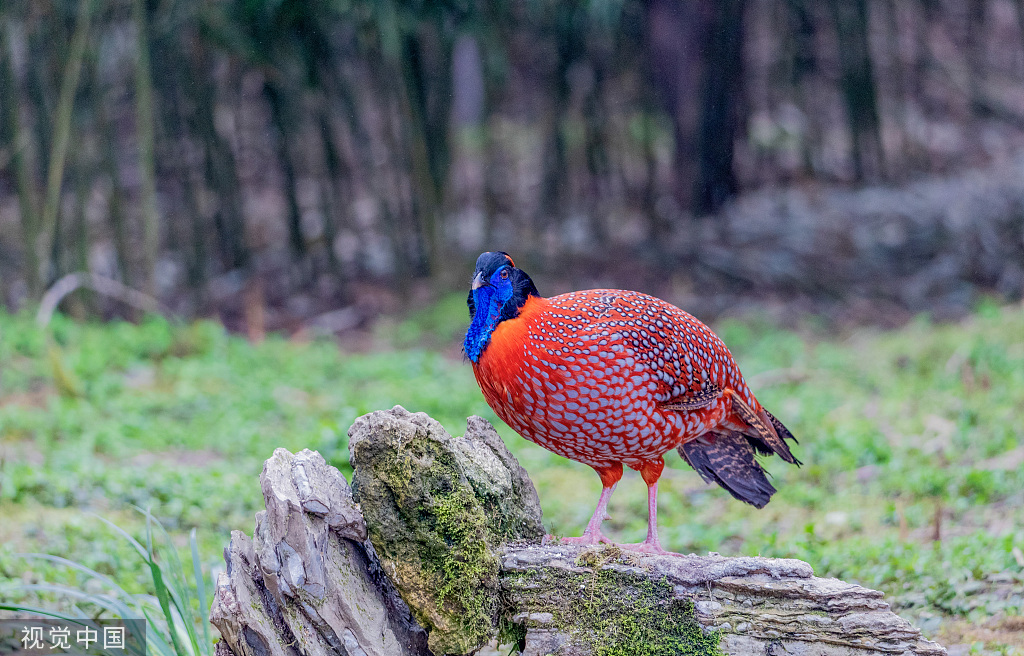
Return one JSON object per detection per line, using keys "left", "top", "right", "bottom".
{"left": 474, "top": 289, "right": 756, "bottom": 468}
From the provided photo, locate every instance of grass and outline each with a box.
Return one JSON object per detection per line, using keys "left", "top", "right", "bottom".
{"left": 0, "top": 509, "right": 211, "bottom": 656}
{"left": 1, "top": 297, "right": 1023, "bottom": 652}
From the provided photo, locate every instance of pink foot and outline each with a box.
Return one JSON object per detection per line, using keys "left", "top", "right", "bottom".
{"left": 544, "top": 531, "right": 611, "bottom": 546}
{"left": 617, "top": 539, "right": 678, "bottom": 556}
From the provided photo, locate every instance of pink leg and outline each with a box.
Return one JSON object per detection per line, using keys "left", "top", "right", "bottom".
{"left": 554, "top": 484, "right": 615, "bottom": 545}
{"left": 619, "top": 482, "right": 672, "bottom": 555}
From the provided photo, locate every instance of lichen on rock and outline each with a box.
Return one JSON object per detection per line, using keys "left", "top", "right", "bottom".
{"left": 348, "top": 406, "right": 544, "bottom": 655}
{"left": 502, "top": 546, "right": 722, "bottom": 656}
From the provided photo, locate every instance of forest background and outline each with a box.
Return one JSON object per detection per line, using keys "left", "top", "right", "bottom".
{"left": 2, "top": 0, "right": 1024, "bottom": 324}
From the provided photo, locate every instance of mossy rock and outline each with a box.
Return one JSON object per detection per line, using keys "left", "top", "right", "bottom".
{"left": 348, "top": 406, "right": 544, "bottom": 655}
{"left": 504, "top": 548, "right": 722, "bottom": 656}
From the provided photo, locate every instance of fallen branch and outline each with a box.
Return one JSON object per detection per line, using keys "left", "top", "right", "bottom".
{"left": 36, "top": 272, "right": 165, "bottom": 327}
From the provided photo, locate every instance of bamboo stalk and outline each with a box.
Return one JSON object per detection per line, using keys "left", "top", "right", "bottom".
{"left": 1015, "top": 0, "right": 1024, "bottom": 76}
{"left": 36, "top": 0, "right": 94, "bottom": 298}
{"left": 133, "top": 0, "right": 160, "bottom": 297}
{"left": 68, "top": 159, "right": 93, "bottom": 318}
{"left": 263, "top": 81, "right": 307, "bottom": 266}
{"left": 0, "top": 23, "right": 42, "bottom": 298}
{"left": 97, "top": 78, "right": 133, "bottom": 289}
{"left": 189, "top": 41, "right": 248, "bottom": 272}
{"left": 398, "top": 32, "right": 445, "bottom": 278}
{"left": 317, "top": 105, "right": 344, "bottom": 275}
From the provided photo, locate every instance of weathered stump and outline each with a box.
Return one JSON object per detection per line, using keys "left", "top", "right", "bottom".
{"left": 210, "top": 406, "right": 946, "bottom": 656}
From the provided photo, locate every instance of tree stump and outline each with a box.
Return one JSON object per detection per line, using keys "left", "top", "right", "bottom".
{"left": 210, "top": 406, "right": 946, "bottom": 656}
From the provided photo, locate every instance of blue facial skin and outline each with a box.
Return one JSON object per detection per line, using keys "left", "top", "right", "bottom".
{"left": 464, "top": 266, "right": 515, "bottom": 363}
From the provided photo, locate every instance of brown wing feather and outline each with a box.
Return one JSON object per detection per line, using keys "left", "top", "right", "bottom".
{"left": 660, "top": 383, "right": 722, "bottom": 412}
{"left": 728, "top": 391, "right": 799, "bottom": 465}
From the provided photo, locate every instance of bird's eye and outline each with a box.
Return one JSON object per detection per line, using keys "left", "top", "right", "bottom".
{"left": 500, "top": 269, "right": 509, "bottom": 280}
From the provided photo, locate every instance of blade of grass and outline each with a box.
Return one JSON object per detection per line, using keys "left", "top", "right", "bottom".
{"left": 141, "top": 604, "right": 179, "bottom": 656}
{"left": 136, "top": 506, "right": 203, "bottom": 656}
{"left": 143, "top": 518, "right": 190, "bottom": 656}
{"left": 4, "top": 583, "right": 136, "bottom": 619}
{"left": 91, "top": 514, "right": 150, "bottom": 561}
{"left": 15, "top": 553, "right": 134, "bottom": 599}
{"left": 0, "top": 604, "right": 92, "bottom": 625}
{"left": 6, "top": 510, "right": 213, "bottom": 656}
{"left": 189, "top": 529, "right": 211, "bottom": 656}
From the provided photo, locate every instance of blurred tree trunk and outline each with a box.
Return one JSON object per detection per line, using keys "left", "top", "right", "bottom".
{"left": 317, "top": 105, "right": 345, "bottom": 277}
{"left": 481, "top": 52, "right": 503, "bottom": 249}
{"left": 149, "top": 11, "right": 199, "bottom": 287}
{"left": 964, "top": 0, "right": 987, "bottom": 118}
{"left": 641, "top": 112, "right": 665, "bottom": 244}
{"left": 645, "top": 0, "right": 749, "bottom": 218}
{"left": 187, "top": 42, "right": 248, "bottom": 273}
{"left": 583, "top": 60, "right": 611, "bottom": 246}
{"left": 398, "top": 27, "right": 454, "bottom": 279}
{"left": 262, "top": 81, "right": 305, "bottom": 257}
{"left": 133, "top": 0, "right": 159, "bottom": 297}
{"left": 27, "top": 19, "right": 55, "bottom": 193}
{"left": 539, "top": 91, "right": 569, "bottom": 237}
{"left": 783, "top": 0, "right": 819, "bottom": 178}
{"left": 914, "top": 0, "right": 939, "bottom": 102}
{"left": 68, "top": 157, "right": 93, "bottom": 317}
{"left": 540, "top": 3, "right": 583, "bottom": 236}
{"left": 326, "top": 63, "right": 376, "bottom": 277}
{"left": 540, "top": 70, "right": 569, "bottom": 234}
{"left": 828, "top": 0, "right": 885, "bottom": 182}
{"left": 363, "top": 52, "right": 420, "bottom": 283}
{"left": 38, "top": 0, "right": 93, "bottom": 295}
{"left": 291, "top": 13, "right": 348, "bottom": 280}
{"left": 162, "top": 60, "right": 207, "bottom": 290}
{"left": 642, "top": 0, "right": 705, "bottom": 215}
{"left": 694, "top": 0, "right": 746, "bottom": 215}
{"left": 95, "top": 70, "right": 132, "bottom": 290}
{"left": 1014, "top": 0, "right": 1024, "bottom": 75}
{"left": 263, "top": 81, "right": 308, "bottom": 273}
{"left": 1, "top": 24, "right": 42, "bottom": 298}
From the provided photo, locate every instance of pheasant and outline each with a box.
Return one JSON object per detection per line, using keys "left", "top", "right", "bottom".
{"left": 463, "top": 251, "right": 800, "bottom": 554}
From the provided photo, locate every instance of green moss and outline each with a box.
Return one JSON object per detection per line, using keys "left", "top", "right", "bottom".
{"left": 506, "top": 549, "right": 722, "bottom": 656}
{"left": 496, "top": 614, "right": 527, "bottom": 653}
{"left": 430, "top": 487, "right": 499, "bottom": 647}
{"left": 354, "top": 425, "right": 506, "bottom": 654}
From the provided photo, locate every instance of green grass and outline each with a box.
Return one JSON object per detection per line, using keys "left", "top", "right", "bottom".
{"left": 1, "top": 298, "right": 1023, "bottom": 649}
{"left": 1, "top": 509, "right": 212, "bottom": 656}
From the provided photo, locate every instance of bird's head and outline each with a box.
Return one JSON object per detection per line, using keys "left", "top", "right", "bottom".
{"left": 463, "top": 251, "right": 539, "bottom": 363}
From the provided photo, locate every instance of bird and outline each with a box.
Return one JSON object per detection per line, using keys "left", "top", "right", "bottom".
{"left": 463, "top": 251, "right": 800, "bottom": 554}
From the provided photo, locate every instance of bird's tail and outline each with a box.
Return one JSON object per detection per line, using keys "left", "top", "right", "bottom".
{"left": 678, "top": 393, "right": 801, "bottom": 508}
{"left": 678, "top": 431, "right": 778, "bottom": 508}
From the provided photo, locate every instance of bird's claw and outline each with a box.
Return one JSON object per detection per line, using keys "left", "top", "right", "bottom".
{"left": 544, "top": 532, "right": 611, "bottom": 546}
{"left": 617, "top": 540, "right": 679, "bottom": 556}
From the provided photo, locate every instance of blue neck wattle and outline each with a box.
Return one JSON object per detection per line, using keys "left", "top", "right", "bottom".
{"left": 464, "top": 287, "right": 505, "bottom": 363}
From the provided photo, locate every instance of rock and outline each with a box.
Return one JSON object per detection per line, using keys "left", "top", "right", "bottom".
{"left": 347, "top": 406, "right": 544, "bottom": 655}
{"left": 502, "top": 544, "right": 946, "bottom": 656}
{"left": 211, "top": 408, "right": 946, "bottom": 656}
{"left": 210, "top": 448, "right": 429, "bottom": 656}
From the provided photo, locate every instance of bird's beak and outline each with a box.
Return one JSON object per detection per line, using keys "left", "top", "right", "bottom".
{"left": 472, "top": 271, "right": 486, "bottom": 290}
